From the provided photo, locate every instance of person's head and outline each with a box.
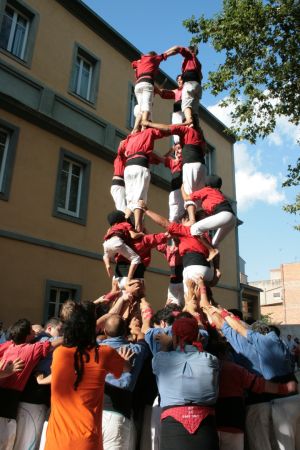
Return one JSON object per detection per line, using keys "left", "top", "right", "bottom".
{"left": 251, "top": 321, "right": 280, "bottom": 336}
{"left": 179, "top": 210, "right": 190, "bottom": 225}
{"left": 146, "top": 51, "right": 157, "bottom": 56}
{"left": 206, "top": 175, "right": 223, "bottom": 190}
{"left": 287, "top": 334, "right": 292, "bottom": 341}
{"left": 172, "top": 316, "right": 201, "bottom": 350}
{"left": 176, "top": 74, "right": 183, "bottom": 89}
{"left": 10, "top": 319, "right": 34, "bottom": 344}
{"left": 104, "top": 314, "right": 126, "bottom": 338}
{"left": 188, "top": 45, "right": 198, "bottom": 55}
{"left": 32, "top": 324, "right": 44, "bottom": 337}
{"left": 107, "top": 210, "right": 126, "bottom": 226}
{"left": 44, "top": 317, "right": 63, "bottom": 338}
{"left": 174, "top": 143, "right": 182, "bottom": 159}
{"left": 60, "top": 299, "right": 76, "bottom": 322}
{"left": 294, "top": 337, "right": 299, "bottom": 344}
{"left": 152, "top": 304, "right": 182, "bottom": 328}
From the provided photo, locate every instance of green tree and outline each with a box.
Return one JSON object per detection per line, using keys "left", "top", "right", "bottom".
{"left": 282, "top": 157, "right": 300, "bottom": 230}
{"left": 183, "top": 0, "right": 300, "bottom": 224}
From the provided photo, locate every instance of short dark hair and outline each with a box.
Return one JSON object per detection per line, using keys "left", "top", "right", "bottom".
{"left": 152, "top": 304, "right": 182, "bottom": 326}
{"left": 147, "top": 51, "right": 157, "bottom": 56}
{"left": 188, "top": 45, "right": 198, "bottom": 55}
{"left": 10, "top": 319, "right": 32, "bottom": 344}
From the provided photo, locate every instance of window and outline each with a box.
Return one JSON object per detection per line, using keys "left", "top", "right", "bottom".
{"left": 205, "top": 143, "right": 215, "bottom": 175}
{"left": 44, "top": 280, "right": 81, "bottom": 322}
{"left": 127, "top": 83, "right": 137, "bottom": 129}
{"left": 0, "top": 1, "right": 39, "bottom": 65}
{"left": 70, "top": 44, "right": 100, "bottom": 105}
{"left": 0, "top": 120, "right": 19, "bottom": 201}
{"left": 53, "top": 149, "right": 91, "bottom": 225}
{"left": 273, "top": 292, "right": 281, "bottom": 298}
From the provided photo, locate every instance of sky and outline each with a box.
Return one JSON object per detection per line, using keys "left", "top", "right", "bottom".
{"left": 83, "top": 0, "right": 300, "bottom": 281}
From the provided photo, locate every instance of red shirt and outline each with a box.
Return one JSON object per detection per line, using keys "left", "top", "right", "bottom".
{"left": 164, "top": 155, "right": 182, "bottom": 174}
{"left": 116, "top": 233, "right": 166, "bottom": 267}
{"left": 118, "top": 128, "right": 168, "bottom": 159}
{"left": 178, "top": 47, "right": 202, "bottom": 79}
{"left": 160, "top": 88, "right": 182, "bottom": 102}
{"left": 167, "top": 223, "right": 209, "bottom": 258}
{"left": 113, "top": 155, "right": 125, "bottom": 177}
{"left": 219, "top": 360, "right": 265, "bottom": 398}
{"left": 104, "top": 222, "right": 132, "bottom": 241}
{"left": 0, "top": 341, "right": 11, "bottom": 358}
{"left": 0, "top": 341, "right": 51, "bottom": 391}
{"left": 169, "top": 125, "right": 206, "bottom": 150}
{"left": 157, "top": 242, "right": 182, "bottom": 267}
{"left": 132, "top": 54, "right": 167, "bottom": 80}
{"left": 190, "top": 187, "right": 226, "bottom": 216}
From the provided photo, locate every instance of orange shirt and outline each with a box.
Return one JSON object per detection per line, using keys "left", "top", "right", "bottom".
{"left": 45, "top": 345, "right": 124, "bottom": 450}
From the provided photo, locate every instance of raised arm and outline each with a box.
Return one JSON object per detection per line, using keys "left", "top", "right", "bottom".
{"left": 164, "top": 46, "right": 180, "bottom": 57}
{"left": 143, "top": 206, "right": 170, "bottom": 229}
{"left": 142, "top": 120, "right": 171, "bottom": 132}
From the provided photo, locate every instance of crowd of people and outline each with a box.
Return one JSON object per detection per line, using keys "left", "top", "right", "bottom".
{"left": 1, "top": 44, "right": 300, "bottom": 450}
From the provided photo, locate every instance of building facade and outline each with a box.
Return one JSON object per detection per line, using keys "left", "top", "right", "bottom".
{"left": 0, "top": 0, "right": 240, "bottom": 326}
{"left": 251, "top": 262, "right": 300, "bottom": 324}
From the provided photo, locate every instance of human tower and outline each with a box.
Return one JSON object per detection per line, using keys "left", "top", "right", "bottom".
{"left": 102, "top": 45, "right": 237, "bottom": 305}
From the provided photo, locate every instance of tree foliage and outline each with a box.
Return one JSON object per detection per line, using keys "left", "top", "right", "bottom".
{"left": 183, "top": 0, "right": 300, "bottom": 227}
{"left": 183, "top": 0, "right": 300, "bottom": 143}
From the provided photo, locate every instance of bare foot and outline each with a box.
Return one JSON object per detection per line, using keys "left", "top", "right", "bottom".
{"left": 207, "top": 248, "right": 219, "bottom": 262}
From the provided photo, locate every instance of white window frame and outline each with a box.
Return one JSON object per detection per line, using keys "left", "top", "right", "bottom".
{"left": 0, "top": 128, "right": 10, "bottom": 192}
{"left": 75, "top": 55, "right": 93, "bottom": 101}
{"left": 4, "top": 5, "right": 29, "bottom": 60}
{"left": 57, "top": 158, "right": 83, "bottom": 217}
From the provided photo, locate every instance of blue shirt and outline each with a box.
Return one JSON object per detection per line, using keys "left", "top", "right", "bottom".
{"left": 145, "top": 326, "right": 209, "bottom": 355}
{"left": 152, "top": 345, "right": 219, "bottom": 408}
{"left": 221, "top": 323, "right": 292, "bottom": 380}
{"left": 99, "top": 336, "right": 149, "bottom": 391}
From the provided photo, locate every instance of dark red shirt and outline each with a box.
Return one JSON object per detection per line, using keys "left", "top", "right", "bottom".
{"left": 164, "top": 155, "right": 182, "bottom": 174}
{"left": 169, "top": 125, "right": 206, "bottom": 150}
{"left": 118, "top": 128, "right": 168, "bottom": 159}
{"left": 219, "top": 360, "right": 265, "bottom": 399}
{"left": 132, "top": 54, "right": 167, "bottom": 81}
{"left": 104, "top": 222, "right": 133, "bottom": 241}
{"left": 167, "top": 223, "right": 209, "bottom": 258}
{"left": 190, "top": 187, "right": 226, "bottom": 215}
{"left": 178, "top": 47, "right": 202, "bottom": 79}
{"left": 160, "top": 88, "right": 182, "bottom": 102}
{"left": 116, "top": 233, "right": 166, "bottom": 267}
{"left": 113, "top": 155, "right": 125, "bottom": 177}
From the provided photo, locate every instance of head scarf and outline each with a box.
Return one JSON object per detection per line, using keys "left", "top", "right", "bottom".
{"left": 172, "top": 317, "right": 203, "bottom": 352}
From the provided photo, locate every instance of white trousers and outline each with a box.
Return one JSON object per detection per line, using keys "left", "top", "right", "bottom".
{"left": 103, "top": 236, "right": 141, "bottom": 265}
{"left": 171, "top": 111, "right": 184, "bottom": 144}
{"left": 190, "top": 211, "right": 236, "bottom": 247}
{"left": 13, "top": 402, "right": 48, "bottom": 450}
{"left": 182, "top": 162, "right": 206, "bottom": 209}
{"left": 102, "top": 411, "right": 135, "bottom": 450}
{"left": 38, "top": 421, "right": 48, "bottom": 450}
{"left": 134, "top": 82, "right": 154, "bottom": 113}
{"left": 167, "top": 282, "right": 184, "bottom": 306}
{"left": 124, "top": 165, "right": 151, "bottom": 211}
{"left": 219, "top": 431, "right": 244, "bottom": 450}
{"left": 110, "top": 185, "right": 126, "bottom": 212}
{"left": 168, "top": 189, "right": 185, "bottom": 222}
{"left": 0, "top": 417, "right": 16, "bottom": 450}
{"left": 271, "top": 394, "right": 300, "bottom": 450}
{"left": 183, "top": 264, "right": 214, "bottom": 291}
{"left": 181, "top": 81, "right": 202, "bottom": 114}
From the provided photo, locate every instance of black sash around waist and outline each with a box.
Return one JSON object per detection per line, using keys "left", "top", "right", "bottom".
{"left": 183, "top": 251, "right": 210, "bottom": 268}
{"left": 216, "top": 397, "right": 246, "bottom": 431}
{"left": 115, "top": 262, "right": 145, "bottom": 278}
{"left": 126, "top": 152, "right": 149, "bottom": 168}
{"left": 170, "top": 264, "right": 184, "bottom": 280}
{"left": 173, "top": 100, "right": 182, "bottom": 112}
{"left": 136, "top": 72, "right": 154, "bottom": 85}
{"left": 182, "top": 144, "right": 205, "bottom": 164}
{"left": 104, "top": 383, "right": 133, "bottom": 419}
{"left": 0, "top": 388, "right": 21, "bottom": 419}
{"left": 111, "top": 178, "right": 125, "bottom": 187}
{"left": 213, "top": 201, "right": 235, "bottom": 215}
{"left": 182, "top": 70, "right": 202, "bottom": 83}
{"left": 170, "top": 173, "right": 183, "bottom": 191}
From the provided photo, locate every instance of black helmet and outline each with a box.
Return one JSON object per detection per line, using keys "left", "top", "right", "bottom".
{"left": 107, "top": 210, "right": 126, "bottom": 226}
{"left": 206, "top": 175, "right": 222, "bottom": 189}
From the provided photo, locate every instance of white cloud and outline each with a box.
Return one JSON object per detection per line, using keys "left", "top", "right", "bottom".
{"left": 234, "top": 143, "right": 285, "bottom": 211}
